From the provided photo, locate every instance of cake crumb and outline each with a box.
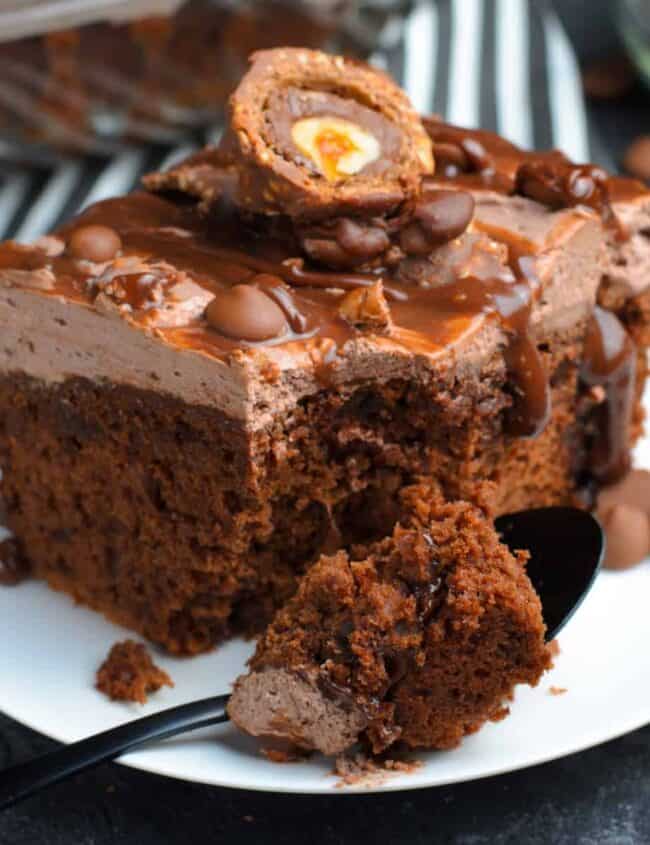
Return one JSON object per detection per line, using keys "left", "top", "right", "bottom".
{"left": 333, "top": 751, "right": 422, "bottom": 788}
{"left": 260, "top": 740, "right": 312, "bottom": 763}
{"left": 548, "top": 639, "right": 561, "bottom": 659}
{"left": 549, "top": 686, "right": 568, "bottom": 696}
{"left": 0, "top": 533, "right": 30, "bottom": 586}
{"left": 96, "top": 640, "right": 173, "bottom": 704}
{"left": 490, "top": 704, "right": 511, "bottom": 723}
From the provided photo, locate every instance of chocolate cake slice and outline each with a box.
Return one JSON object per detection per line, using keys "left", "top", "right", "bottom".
{"left": 228, "top": 489, "right": 551, "bottom": 755}
{"left": 0, "top": 47, "right": 647, "bottom": 673}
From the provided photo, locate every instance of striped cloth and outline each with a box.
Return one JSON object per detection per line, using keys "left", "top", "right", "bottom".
{"left": 0, "top": 0, "right": 591, "bottom": 243}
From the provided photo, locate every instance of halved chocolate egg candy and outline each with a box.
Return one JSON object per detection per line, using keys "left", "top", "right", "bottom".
{"left": 222, "top": 48, "right": 433, "bottom": 220}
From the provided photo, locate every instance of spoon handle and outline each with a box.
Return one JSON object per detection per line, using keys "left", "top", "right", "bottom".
{"left": 0, "top": 694, "right": 230, "bottom": 811}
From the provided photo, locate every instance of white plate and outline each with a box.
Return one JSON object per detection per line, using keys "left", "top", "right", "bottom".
{"left": 1, "top": 440, "right": 650, "bottom": 794}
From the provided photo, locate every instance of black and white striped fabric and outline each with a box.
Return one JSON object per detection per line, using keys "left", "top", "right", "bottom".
{"left": 0, "top": 0, "right": 591, "bottom": 243}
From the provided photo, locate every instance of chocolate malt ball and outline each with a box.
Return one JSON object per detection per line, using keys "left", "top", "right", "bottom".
{"left": 599, "top": 503, "right": 650, "bottom": 570}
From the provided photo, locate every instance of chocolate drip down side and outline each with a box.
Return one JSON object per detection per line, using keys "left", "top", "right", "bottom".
{"left": 581, "top": 306, "right": 637, "bottom": 484}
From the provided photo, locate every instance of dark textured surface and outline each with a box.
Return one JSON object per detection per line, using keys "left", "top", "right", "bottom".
{"left": 1, "top": 1, "right": 649, "bottom": 842}
{"left": 1, "top": 713, "right": 649, "bottom": 844}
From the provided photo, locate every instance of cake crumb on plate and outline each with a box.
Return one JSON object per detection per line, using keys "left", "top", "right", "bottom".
{"left": 260, "top": 743, "right": 312, "bottom": 763}
{"left": 333, "top": 751, "right": 422, "bottom": 788}
{"left": 96, "top": 640, "right": 173, "bottom": 704}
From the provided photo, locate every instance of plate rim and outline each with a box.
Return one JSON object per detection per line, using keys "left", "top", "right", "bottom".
{"left": 2, "top": 590, "right": 649, "bottom": 797}
{"left": 2, "top": 698, "right": 649, "bottom": 795}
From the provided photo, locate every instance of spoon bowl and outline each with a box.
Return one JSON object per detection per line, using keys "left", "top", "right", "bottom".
{"left": 495, "top": 506, "right": 604, "bottom": 641}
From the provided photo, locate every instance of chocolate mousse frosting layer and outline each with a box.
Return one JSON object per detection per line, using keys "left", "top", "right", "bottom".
{"left": 0, "top": 181, "right": 603, "bottom": 440}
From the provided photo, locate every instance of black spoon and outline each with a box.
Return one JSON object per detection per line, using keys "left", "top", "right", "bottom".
{"left": 0, "top": 506, "right": 603, "bottom": 810}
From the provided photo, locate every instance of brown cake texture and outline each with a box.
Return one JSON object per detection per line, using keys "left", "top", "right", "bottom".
{"left": 0, "top": 49, "right": 648, "bottom": 757}
{"left": 96, "top": 640, "right": 173, "bottom": 704}
{"left": 228, "top": 490, "right": 551, "bottom": 755}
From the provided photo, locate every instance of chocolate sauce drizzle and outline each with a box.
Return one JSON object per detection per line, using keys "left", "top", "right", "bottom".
{"left": 580, "top": 306, "right": 637, "bottom": 484}
{"left": 425, "top": 118, "right": 647, "bottom": 240}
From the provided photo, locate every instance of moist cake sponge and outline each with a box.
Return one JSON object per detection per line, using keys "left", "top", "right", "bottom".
{"left": 229, "top": 490, "right": 551, "bottom": 755}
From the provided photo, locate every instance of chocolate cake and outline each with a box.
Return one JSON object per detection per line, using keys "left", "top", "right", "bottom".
{"left": 0, "top": 47, "right": 648, "bottom": 752}
{"left": 96, "top": 640, "right": 173, "bottom": 704}
{"left": 228, "top": 488, "right": 551, "bottom": 755}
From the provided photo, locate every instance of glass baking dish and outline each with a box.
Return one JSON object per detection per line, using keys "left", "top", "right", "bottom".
{"left": 0, "top": 0, "right": 411, "bottom": 157}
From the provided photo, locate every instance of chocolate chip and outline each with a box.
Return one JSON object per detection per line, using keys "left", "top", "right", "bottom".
{"left": 335, "top": 218, "right": 390, "bottom": 261}
{"left": 300, "top": 236, "right": 353, "bottom": 268}
{"left": 298, "top": 217, "right": 389, "bottom": 269}
{"left": 251, "top": 274, "right": 310, "bottom": 334}
{"left": 418, "top": 190, "right": 475, "bottom": 241}
{"left": 462, "top": 137, "right": 492, "bottom": 171}
{"left": 400, "top": 190, "right": 474, "bottom": 255}
{"left": 517, "top": 161, "right": 608, "bottom": 211}
{"left": 599, "top": 503, "right": 650, "bottom": 570}
{"left": 582, "top": 55, "right": 636, "bottom": 101}
{"left": 517, "top": 163, "right": 566, "bottom": 209}
{"left": 68, "top": 225, "right": 122, "bottom": 263}
{"left": 433, "top": 141, "right": 470, "bottom": 174}
{"left": 399, "top": 222, "right": 433, "bottom": 257}
{"left": 623, "top": 136, "right": 650, "bottom": 182}
{"left": 205, "top": 284, "right": 287, "bottom": 342}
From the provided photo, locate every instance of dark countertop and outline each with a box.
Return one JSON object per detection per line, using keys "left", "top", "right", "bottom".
{"left": 1, "top": 2, "right": 649, "bottom": 842}
{"left": 1, "top": 713, "right": 649, "bottom": 844}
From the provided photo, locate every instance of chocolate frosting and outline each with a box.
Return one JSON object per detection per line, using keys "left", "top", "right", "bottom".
{"left": 0, "top": 193, "right": 500, "bottom": 349}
